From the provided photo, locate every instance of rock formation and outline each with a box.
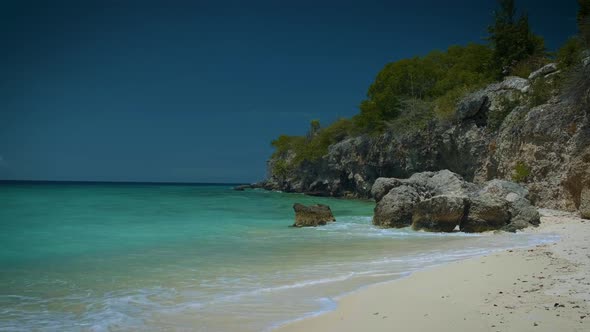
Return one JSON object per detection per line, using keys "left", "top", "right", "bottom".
{"left": 262, "top": 62, "right": 590, "bottom": 217}
{"left": 292, "top": 203, "right": 336, "bottom": 227}
{"left": 372, "top": 170, "right": 539, "bottom": 233}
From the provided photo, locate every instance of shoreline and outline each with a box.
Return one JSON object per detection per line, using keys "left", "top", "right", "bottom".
{"left": 275, "top": 209, "right": 590, "bottom": 332}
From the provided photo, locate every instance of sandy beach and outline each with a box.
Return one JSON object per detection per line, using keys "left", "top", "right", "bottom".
{"left": 277, "top": 209, "right": 590, "bottom": 332}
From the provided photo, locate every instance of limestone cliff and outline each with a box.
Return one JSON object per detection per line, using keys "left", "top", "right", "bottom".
{"left": 262, "top": 61, "right": 590, "bottom": 215}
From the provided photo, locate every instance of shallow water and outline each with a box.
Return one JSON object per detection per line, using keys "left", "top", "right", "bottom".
{"left": 0, "top": 183, "right": 556, "bottom": 331}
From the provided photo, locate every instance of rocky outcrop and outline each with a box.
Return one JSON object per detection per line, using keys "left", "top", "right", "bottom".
{"left": 264, "top": 62, "right": 590, "bottom": 217}
{"left": 292, "top": 203, "right": 335, "bottom": 227}
{"left": 373, "top": 170, "right": 539, "bottom": 233}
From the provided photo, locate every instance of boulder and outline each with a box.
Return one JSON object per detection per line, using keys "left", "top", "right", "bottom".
{"left": 371, "top": 177, "right": 404, "bottom": 202}
{"left": 493, "top": 76, "right": 530, "bottom": 93}
{"left": 460, "top": 195, "right": 511, "bottom": 233}
{"left": 292, "top": 203, "right": 335, "bottom": 227}
{"left": 373, "top": 185, "right": 419, "bottom": 228}
{"left": 503, "top": 196, "right": 541, "bottom": 232}
{"left": 412, "top": 195, "right": 467, "bottom": 232}
{"left": 426, "top": 170, "right": 476, "bottom": 196}
{"left": 528, "top": 63, "right": 558, "bottom": 81}
{"left": 478, "top": 180, "right": 539, "bottom": 231}
{"left": 581, "top": 186, "right": 590, "bottom": 219}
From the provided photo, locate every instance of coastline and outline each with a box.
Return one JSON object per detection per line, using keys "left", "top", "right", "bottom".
{"left": 276, "top": 209, "right": 590, "bottom": 332}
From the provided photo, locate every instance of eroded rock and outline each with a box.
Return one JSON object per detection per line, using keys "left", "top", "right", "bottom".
{"left": 373, "top": 170, "right": 538, "bottom": 233}
{"left": 412, "top": 195, "right": 467, "bottom": 232}
{"left": 460, "top": 195, "right": 511, "bottom": 233}
{"left": 373, "top": 185, "right": 420, "bottom": 228}
{"left": 292, "top": 203, "right": 335, "bottom": 227}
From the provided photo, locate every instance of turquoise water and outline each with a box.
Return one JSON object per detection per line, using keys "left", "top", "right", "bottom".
{"left": 0, "top": 183, "right": 556, "bottom": 331}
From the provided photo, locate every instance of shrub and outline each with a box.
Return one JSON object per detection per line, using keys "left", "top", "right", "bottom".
{"left": 528, "top": 77, "right": 558, "bottom": 107}
{"left": 512, "top": 161, "right": 531, "bottom": 182}
{"left": 510, "top": 55, "right": 549, "bottom": 78}
{"left": 272, "top": 159, "right": 290, "bottom": 179}
{"left": 557, "top": 37, "right": 585, "bottom": 69}
{"left": 388, "top": 99, "right": 435, "bottom": 133}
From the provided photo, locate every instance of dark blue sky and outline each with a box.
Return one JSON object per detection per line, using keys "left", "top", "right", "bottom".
{"left": 0, "top": 0, "right": 578, "bottom": 183}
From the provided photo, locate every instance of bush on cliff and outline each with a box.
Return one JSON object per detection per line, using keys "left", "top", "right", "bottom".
{"left": 270, "top": 119, "right": 354, "bottom": 168}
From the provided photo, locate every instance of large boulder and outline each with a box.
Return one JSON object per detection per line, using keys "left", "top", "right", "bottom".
{"left": 371, "top": 177, "right": 404, "bottom": 202}
{"left": 460, "top": 195, "right": 511, "bottom": 233}
{"left": 412, "top": 195, "right": 467, "bottom": 232}
{"left": 478, "top": 180, "right": 539, "bottom": 232}
{"left": 503, "top": 194, "right": 541, "bottom": 232}
{"left": 373, "top": 185, "right": 420, "bottom": 228}
{"left": 581, "top": 186, "right": 590, "bottom": 219}
{"left": 292, "top": 203, "right": 335, "bottom": 227}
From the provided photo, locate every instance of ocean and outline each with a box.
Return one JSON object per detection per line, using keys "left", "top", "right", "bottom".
{"left": 0, "top": 182, "right": 556, "bottom": 331}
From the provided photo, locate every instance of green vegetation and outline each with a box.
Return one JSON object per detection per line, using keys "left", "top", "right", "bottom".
{"left": 557, "top": 37, "right": 585, "bottom": 69}
{"left": 528, "top": 77, "right": 558, "bottom": 107}
{"left": 270, "top": 119, "right": 354, "bottom": 168}
{"left": 269, "top": 0, "right": 586, "bottom": 174}
{"left": 487, "top": 0, "right": 545, "bottom": 78}
{"left": 360, "top": 44, "right": 495, "bottom": 128}
{"left": 512, "top": 161, "right": 531, "bottom": 182}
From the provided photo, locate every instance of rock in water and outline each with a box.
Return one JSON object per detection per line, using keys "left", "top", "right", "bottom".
{"left": 460, "top": 195, "right": 511, "bottom": 233}
{"left": 292, "top": 203, "right": 336, "bottom": 227}
{"left": 412, "top": 195, "right": 467, "bottom": 232}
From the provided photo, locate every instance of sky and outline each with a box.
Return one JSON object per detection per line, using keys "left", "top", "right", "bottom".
{"left": 0, "top": 0, "right": 579, "bottom": 183}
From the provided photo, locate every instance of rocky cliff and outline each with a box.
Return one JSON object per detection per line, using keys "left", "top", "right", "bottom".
{"left": 262, "top": 61, "right": 590, "bottom": 215}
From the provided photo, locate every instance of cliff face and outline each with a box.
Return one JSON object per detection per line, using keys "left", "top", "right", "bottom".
{"left": 263, "top": 62, "right": 590, "bottom": 214}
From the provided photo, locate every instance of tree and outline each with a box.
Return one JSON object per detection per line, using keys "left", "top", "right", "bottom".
{"left": 488, "top": 0, "right": 545, "bottom": 76}
{"left": 308, "top": 120, "right": 321, "bottom": 138}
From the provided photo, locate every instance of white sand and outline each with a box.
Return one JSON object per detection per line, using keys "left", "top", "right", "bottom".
{"left": 277, "top": 210, "right": 590, "bottom": 332}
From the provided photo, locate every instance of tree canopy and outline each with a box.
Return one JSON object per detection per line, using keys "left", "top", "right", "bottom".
{"left": 487, "top": 0, "right": 545, "bottom": 77}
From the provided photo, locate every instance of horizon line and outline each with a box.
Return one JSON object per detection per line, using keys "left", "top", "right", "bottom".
{"left": 0, "top": 179, "right": 251, "bottom": 186}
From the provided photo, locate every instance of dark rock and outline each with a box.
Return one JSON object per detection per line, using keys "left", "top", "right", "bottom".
{"left": 292, "top": 203, "right": 335, "bottom": 227}
{"left": 373, "top": 185, "right": 419, "bottom": 228}
{"left": 461, "top": 195, "right": 511, "bottom": 233}
{"left": 581, "top": 186, "right": 590, "bottom": 219}
{"left": 502, "top": 194, "right": 540, "bottom": 232}
{"left": 233, "top": 184, "right": 250, "bottom": 191}
{"left": 412, "top": 195, "right": 467, "bottom": 232}
{"left": 456, "top": 90, "right": 489, "bottom": 122}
